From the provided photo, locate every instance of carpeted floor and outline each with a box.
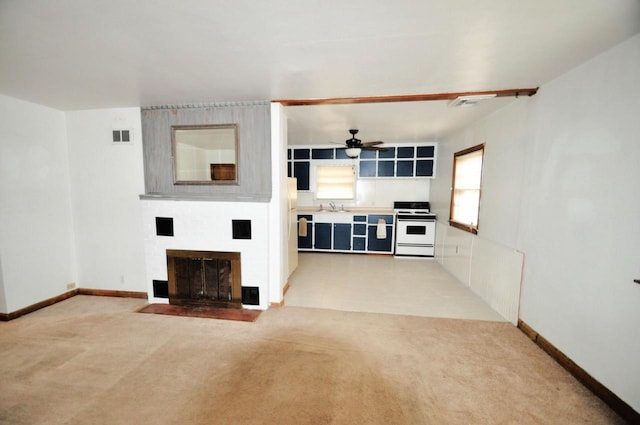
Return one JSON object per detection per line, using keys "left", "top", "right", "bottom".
{"left": 0, "top": 295, "right": 626, "bottom": 424}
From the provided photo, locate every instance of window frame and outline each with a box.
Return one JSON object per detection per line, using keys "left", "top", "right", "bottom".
{"left": 449, "top": 143, "right": 485, "bottom": 235}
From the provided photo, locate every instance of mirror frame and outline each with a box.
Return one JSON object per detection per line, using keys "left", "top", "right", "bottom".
{"left": 171, "top": 124, "right": 239, "bottom": 185}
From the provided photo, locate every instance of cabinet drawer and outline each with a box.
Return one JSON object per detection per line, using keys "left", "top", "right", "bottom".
{"left": 367, "top": 214, "right": 394, "bottom": 225}
{"left": 353, "top": 223, "right": 366, "bottom": 235}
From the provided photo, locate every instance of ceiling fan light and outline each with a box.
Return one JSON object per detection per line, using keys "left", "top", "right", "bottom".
{"left": 345, "top": 147, "right": 361, "bottom": 158}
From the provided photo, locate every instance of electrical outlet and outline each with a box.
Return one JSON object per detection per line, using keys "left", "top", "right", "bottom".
{"left": 66, "top": 282, "right": 76, "bottom": 290}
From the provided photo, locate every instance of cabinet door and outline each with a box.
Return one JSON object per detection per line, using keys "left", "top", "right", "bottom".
{"left": 314, "top": 223, "right": 332, "bottom": 250}
{"left": 367, "top": 214, "right": 394, "bottom": 252}
{"left": 353, "top": 237, "right": 366, "bottom": 251}
{"left": 297, "top": 216, "right": 313, "bottom": 249}
{"left": 333, "top": 223, "right": 351, "bottom": 251}
{"left": 293, "top": 162, "right": 310, "bottom": 190}
{"left": 367, "top": 226, "right": 393, "bottom": 252}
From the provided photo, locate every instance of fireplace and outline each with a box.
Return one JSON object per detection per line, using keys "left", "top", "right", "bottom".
{"left": 166, "top": 250, "right": 242, "bottom": 309}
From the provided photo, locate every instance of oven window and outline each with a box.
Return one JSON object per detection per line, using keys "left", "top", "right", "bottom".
{"left": 406, "top": 225, "right": 426, "bottom": 235}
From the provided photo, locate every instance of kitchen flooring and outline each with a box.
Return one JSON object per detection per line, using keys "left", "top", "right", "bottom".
{"left": 285, "top": 253, "right": 506, "bottom": 322}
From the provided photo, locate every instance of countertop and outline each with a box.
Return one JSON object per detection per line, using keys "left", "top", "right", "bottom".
{"left": 297, "top": 207, "right": 395, "bottom": 215}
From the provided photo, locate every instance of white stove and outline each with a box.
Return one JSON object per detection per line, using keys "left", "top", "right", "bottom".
{"left": 393, "top": 201, "right": 436, "bottom": 257}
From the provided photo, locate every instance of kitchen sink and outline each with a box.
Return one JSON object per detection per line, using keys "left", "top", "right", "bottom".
{"left": 314, "top": 211, "right": 353, "bottom": 223}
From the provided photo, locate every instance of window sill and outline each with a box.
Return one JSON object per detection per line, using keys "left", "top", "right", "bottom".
{"left": 449, "top": 220, "right": 478, "bottom": 235}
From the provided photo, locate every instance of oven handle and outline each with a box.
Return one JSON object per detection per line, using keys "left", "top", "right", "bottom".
{"left": 396, "top": 216, "right": 435, "bottom": 222}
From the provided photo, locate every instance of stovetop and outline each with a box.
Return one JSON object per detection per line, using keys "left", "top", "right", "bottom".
{"left": 393, "top": 201, "right": 430, "bottom": 210}
{"left": 393, "top": 201, "right": 431, "bottom": 213}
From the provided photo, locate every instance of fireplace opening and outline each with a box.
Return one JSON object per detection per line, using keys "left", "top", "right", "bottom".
{"left": 166, "top": 250, "right": 242, "bottom": 309}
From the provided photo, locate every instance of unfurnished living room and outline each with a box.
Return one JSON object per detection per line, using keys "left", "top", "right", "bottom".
{"left": 1, "top": 1, "right": 639, "bottom": 424}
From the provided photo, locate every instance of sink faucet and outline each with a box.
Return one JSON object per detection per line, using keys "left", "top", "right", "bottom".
{"left": 329, "top": 201, "right": 336, "bottom": 211}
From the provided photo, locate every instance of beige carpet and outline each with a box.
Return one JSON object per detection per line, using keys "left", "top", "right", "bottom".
{"left": 0, "top": 295, "right": 625, "bottom": 424}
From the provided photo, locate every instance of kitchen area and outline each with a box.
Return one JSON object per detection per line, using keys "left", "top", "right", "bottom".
{"left": 288, "top": 142, "right": 438, "bottom": 258}
{"left": 283, "top": 140, "right": 502, "bottom": 321}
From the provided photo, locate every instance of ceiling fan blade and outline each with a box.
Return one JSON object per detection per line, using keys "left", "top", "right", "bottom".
{"left": 361, "top": 141, "right": 383, "bottom": 147}
{"left": 362, "top": 145, "right": 388, "bottom": 151}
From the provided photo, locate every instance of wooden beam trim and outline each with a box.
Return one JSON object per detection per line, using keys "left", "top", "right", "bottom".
{"left": 518, "top": 319, "right": 639, "bottom": 423}
{"left": 273, "top": 88, "right": 539, "bottom": 106}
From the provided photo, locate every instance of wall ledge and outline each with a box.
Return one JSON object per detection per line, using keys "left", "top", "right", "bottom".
{"left": 139, "top": 193, "right": 271, "bottom": 202}
{"left": 518, "top": 320, "right": 639, "bottom": 423}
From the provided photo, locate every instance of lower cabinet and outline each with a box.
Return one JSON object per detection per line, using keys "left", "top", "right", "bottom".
{"left": 314, "top": 223, "right": 332, "bottom": 250}
{"left": 367, "top": 226, "right": 393, "bottom": 252}
{"left": 333, "top": 223, "right": 351, "bottom": 250}
{"left": 367, "top": 215, "right": 394, "bottom": 252}
{"left": 297, "top": 215, "right": 313, "bottom": 249}
{"left": 298, "top": 213, "right": 394, "bottom": 254}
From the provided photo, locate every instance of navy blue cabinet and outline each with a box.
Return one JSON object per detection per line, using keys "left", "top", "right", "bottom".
{"left": 353, "top": 237, "right": 366, "bottom": 251}
{"left": 367, "top": 226, "right": 393, "bottom": 252}
{"left": 367, "top": 215, "right": 394, "bottom": 252}
{"left": 333, "top": 224, "right": 351, "bottom": 250}
{"left": 314, "top": 223, "right": 332, "bottom": 250}
{"left": 297, "top": 215, "right": 313, "bottom": 249}
{"left": 293, "top": 162, "right": 310, "bottom": 191}
{"left": 298, "top": 213, "right": 394, "bottom": 254}
{"left": 353, "top": 143, "right": 435, "bottom": 178}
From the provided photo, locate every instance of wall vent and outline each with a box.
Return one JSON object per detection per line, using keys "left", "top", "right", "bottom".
{"left": 112, "top": 129, "right": 132, "bottom": 143}
{"left": 448, "top": 94, "right": 497, "bottom": 107}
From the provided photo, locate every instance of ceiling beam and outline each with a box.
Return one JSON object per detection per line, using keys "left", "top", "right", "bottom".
{"left": 273, "top": 87, "right": 539, "bottom": 106}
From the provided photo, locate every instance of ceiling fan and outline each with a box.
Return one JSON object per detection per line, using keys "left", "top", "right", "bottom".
{"left": 340, "top": 129, "right": 386, "bottom": 158}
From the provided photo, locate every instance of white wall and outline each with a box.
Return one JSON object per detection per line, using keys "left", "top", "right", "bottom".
{"left": 0, "top": 95, "right": 76, "bottom": 312}
{"left": 431, "top": 34, "right": 640, "bottom": 411}
{"left": 298, "top": 176, "right": 431, "bottom": 209}
{"left": 66, "top": 108, "right": 147, "bottom": 292}
{"left": 518, "top": 34, "right": 640, "bottom": 410}
{"left": 269, "top": 103, "right": 288, "bottom": 304}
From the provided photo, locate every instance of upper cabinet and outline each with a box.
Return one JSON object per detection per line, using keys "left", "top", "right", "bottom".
{"left": 288, "top": 143, "right": 437, "bottom": 190}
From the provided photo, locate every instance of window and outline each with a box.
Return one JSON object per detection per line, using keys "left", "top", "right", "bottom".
{"left": 315, "top": 165, "right": 355, "bottom": 200}
{"left": 449, "top": 144, "right": 484, "bottom": 234}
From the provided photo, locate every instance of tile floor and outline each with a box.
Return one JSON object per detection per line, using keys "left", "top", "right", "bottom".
{"left": 285, "top": 252, "right": 506, "bottom": 322}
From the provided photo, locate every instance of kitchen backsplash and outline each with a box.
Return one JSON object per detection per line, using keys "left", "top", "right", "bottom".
{"left": 297, "top": 178, "right": 430, "bottom": 209}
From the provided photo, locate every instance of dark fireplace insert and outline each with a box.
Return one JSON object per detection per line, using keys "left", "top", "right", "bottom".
{"left": 166, "top": 250, "right": 242, "bottom": 309}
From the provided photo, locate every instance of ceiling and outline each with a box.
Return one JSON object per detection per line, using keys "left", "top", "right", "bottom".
{"left": 1, "top": 0, "right": 639, "bottom": 144}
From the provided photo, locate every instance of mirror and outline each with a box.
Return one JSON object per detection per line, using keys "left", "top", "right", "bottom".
{"left": 171, "top": 124, "right": 239, "bottom": 185}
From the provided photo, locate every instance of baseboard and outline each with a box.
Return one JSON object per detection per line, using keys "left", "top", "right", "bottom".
{"left": 77, "top": 288, "right": 147, "bottom": 299}
{"left": 268, "top": 282, "right": 291, "bottom": 308}
{"left": 518, "top": 320, "right": 639, "bottom": 424}
{"left": 0, "top": 289, "right": 79, "bottom": 321}
{"left": 0, "top": 288, "right": 148, "bottom": 322}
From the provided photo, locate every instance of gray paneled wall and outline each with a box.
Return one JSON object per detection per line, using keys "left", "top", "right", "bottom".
{"left": 140, "top": 101, "right": 271, "bottom": 201}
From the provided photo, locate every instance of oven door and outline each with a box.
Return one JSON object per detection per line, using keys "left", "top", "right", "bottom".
{"left": 396, "top": 216, "right": 435, "bottom": 243}
{"left": 395, "top": 216, "right": 436, "bottom": 256}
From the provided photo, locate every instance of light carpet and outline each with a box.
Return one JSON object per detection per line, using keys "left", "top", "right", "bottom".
{"left": 0, "top": 296, "right": 625, "bottom": 424}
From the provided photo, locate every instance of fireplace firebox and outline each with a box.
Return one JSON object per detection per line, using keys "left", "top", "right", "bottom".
{"left": 166, "top": 250, "right": 242, "bottom": 308}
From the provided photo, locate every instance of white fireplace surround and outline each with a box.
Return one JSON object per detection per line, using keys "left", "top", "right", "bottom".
{"left": 141, "top": 199, "right": 270, "bottom": 309}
